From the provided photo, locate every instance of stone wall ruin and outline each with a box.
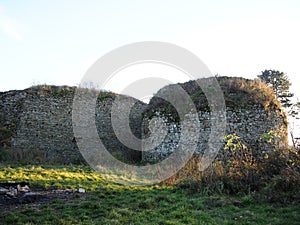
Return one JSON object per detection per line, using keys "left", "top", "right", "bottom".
{"left": 0, "top": 77, "right": 288, "bottom": 164}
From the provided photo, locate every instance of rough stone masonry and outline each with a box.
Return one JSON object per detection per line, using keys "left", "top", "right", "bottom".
{"left": 0, "top": 77, "right": 288, "bottom": 164}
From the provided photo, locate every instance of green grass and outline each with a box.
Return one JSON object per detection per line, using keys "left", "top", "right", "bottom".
{"left": 0, "top": 166, "right": 299, "bottom": 225}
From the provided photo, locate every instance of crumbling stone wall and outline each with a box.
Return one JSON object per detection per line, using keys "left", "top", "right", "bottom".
{"left": 142, "top": 106, "right": 287, "bottom": 162}
{"left": 0, "top": 77, "right": 288, "bottom": 164}
{"left": 142, "top": 77, "right": 288, "bottom": 162}
{"left": 0, "top": 86, "right": 145, "bottom": 164}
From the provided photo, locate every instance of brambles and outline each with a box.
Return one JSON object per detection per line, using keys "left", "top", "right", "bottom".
{"left": 166, "top": 143, "right": 300, "bottom": 203}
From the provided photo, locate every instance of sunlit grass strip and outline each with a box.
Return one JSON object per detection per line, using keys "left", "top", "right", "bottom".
{"left": 0, "top": 166, "right": 162, "bottom": 191}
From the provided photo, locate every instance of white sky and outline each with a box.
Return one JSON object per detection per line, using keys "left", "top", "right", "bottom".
{"left": 0, "top": 0, "right": 300, "bottom": 101}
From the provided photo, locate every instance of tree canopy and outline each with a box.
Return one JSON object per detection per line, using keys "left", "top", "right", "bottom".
{"left": 257, "top": 69, "right": 294, "bottom": 108}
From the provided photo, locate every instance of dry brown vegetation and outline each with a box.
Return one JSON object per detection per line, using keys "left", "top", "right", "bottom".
{"left": 163, "top": 144, "right": 300, "bottom": 203}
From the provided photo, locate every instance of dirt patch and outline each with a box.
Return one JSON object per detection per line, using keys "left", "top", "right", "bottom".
{"left": 0, "top": 186, "right": 87, "bottom": 212}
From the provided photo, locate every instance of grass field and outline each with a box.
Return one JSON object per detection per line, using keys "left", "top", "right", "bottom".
{"left": 0, "top": 166, "right": 299, "bottom": 225}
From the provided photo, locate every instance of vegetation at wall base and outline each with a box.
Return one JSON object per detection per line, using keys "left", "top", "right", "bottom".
{"left": 0, "top": 149, "right": 299, "bottom": 225}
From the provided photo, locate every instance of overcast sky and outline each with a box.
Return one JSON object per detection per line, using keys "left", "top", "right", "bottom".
{"left": 1, "top": 0, "right": 300, "bottom": 101}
